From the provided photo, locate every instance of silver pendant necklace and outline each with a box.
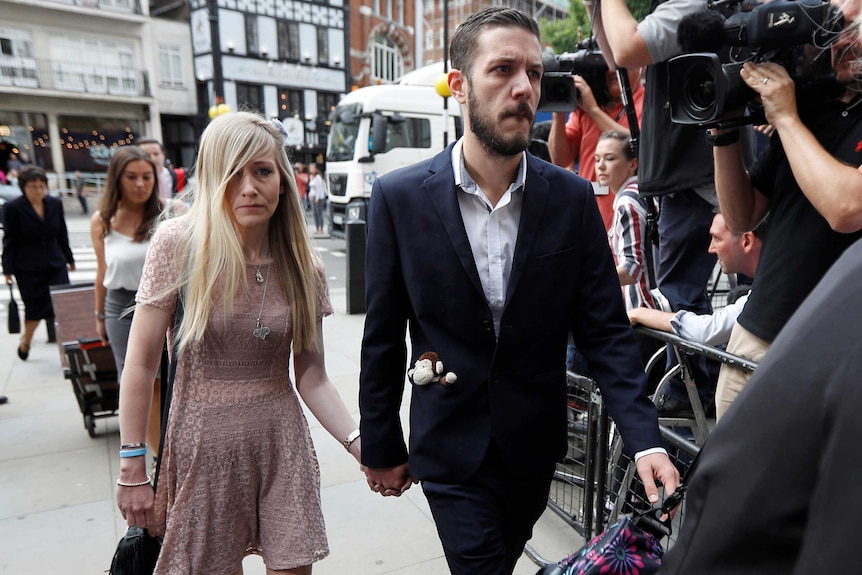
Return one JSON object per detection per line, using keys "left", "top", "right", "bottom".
{"left": 244, "top": 262, "right": 271, "bottom": 340}
{"left": 252, "top": 264, "right": 265, "bottom": 283}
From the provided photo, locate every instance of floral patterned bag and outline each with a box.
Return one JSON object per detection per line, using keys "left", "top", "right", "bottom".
{"left": 537, "top": 486, "right": 686, "bottom": 575}
{"left": 558, "top": 514, "right": 666, "bottom": 575}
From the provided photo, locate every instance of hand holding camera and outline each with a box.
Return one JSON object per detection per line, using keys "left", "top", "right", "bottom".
{"left": 739, "top": 61, "right": 800, "bottom": 129}
{"left": 667, "top": 0, "right": 844, "bottom": 127}
{"left": 573, "top": 75, "right": 601, "bottom": 114}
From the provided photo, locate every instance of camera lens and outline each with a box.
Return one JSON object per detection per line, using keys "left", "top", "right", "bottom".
{"left": 685, "top": 68, "right": 717, "bottom": 113}
{"left": 548, "top": 81, "right": 570, "bottom": 103}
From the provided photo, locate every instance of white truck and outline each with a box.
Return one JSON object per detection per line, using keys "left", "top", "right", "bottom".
{"left": 325, "top": 64, "right": 463, "bottom": 237}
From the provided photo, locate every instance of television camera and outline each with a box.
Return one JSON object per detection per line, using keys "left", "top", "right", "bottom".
{"left": 539, "top": 39, "right": 611, "bottom": 112}
{"left": 667, "top": 0, "right": 845, "bottom": 127}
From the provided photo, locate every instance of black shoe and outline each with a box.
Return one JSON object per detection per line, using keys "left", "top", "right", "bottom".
{"left": 17, "top": 343, "right": 29, "bottom": 361}
{"left": 655, "top": 394, "right": 695, "bottom": 418}
{"left": 0, "top": 395, "right": 8, "bottom": 405}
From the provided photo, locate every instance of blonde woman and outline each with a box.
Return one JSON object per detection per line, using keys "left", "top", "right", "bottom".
{"left": 115, "top": 112, "right": 361, "bottom": 574}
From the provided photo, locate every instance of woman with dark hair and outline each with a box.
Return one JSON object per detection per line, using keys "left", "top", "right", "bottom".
{"left": 91, "top": 145, "right": 180, "bottom": 467}
{"left": 2, "top": 166, "right": 75, "bottom": 359}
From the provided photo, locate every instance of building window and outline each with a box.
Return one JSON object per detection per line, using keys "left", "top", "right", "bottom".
{"left": 236, "top": 82, "right": 263, "bottom": 114}
{"left": 278, "top": 87, "right": 303, "bottom": 118}
{"left": 317, "top": 91, "right": 339, "bottom": 123}
{"left": 245, "top": 14, "right": 259, "bottom": 55}
{"left": 49, "top": 37, "right": 139, "bottom": 95}
{"left": 0, "top": 28, "right": 36, "bottom": 87}
{"left": 158, "top": 45, "right": 183, "bottom": 88}
{"left": 316, "top": 28, "right": 328, "bottom": 65}
{"left": 98, "top": 0, "right": 137, "bottom": 12}
{"left": 277, "top": 20, "right": 300, "bottom": 61}
{"left": 369, "top": 35, "right": 402, "bottom": 84}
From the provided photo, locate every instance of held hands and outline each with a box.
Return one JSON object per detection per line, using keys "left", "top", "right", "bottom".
{"left": 363, "top": 463, "right": 418, "bottom": 497}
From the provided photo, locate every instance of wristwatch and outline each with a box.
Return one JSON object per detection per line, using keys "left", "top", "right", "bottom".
{"left": 343, "top": 429, "right": 360, "bottom": 451}
{"left": 705, "top": 129, "right": 740, "bottom": 147}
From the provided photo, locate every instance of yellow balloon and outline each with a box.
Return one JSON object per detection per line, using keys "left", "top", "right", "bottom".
{"left": 435, "top": 74, "right": 451, "bottom": 98}
{"left": 209, "top": 103, "right": 232, "bottom": 119}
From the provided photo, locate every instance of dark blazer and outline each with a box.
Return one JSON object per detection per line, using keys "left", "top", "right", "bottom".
{"left": 359, "top": 145, "right": 662, "bottom": 483}
{"left": 661, "top": 238, "right": 862, "bottom": 574}
{"left": 2, "top": 194, "right": 74, "bottom": 275}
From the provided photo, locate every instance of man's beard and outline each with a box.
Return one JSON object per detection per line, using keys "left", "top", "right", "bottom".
{"left": 467, "top": 92, "right": 533, "bottom": 157}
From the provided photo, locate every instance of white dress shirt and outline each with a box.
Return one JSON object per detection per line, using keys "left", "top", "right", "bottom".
{"left": 450, "top": 139, "right": 526, "bottom": 337}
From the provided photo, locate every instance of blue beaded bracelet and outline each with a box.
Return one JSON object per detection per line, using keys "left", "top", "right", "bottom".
{"left": 119, "top": 448, "right": 148, "bottom": 458}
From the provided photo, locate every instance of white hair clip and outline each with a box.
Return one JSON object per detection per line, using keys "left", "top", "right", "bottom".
{"left": 270, "top": 118, "right": 288, "bottom": 143}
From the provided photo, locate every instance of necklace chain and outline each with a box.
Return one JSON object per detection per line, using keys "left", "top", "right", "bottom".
{"left": 243, "top": 262, "right": 271, "bottom": 340}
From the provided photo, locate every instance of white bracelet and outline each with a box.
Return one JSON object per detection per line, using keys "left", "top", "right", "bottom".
{"left": 342, "top": 429, "right": 360, "bottom": 451}
{"left": 117, "top": 475, "right": 152, "bottom": 487}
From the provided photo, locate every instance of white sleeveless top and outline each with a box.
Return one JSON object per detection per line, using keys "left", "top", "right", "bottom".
{"left": 103, "top": 230, "right": 150, "bottom": 291}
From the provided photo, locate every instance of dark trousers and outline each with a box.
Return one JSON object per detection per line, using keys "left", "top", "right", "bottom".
{"left": 657, "top": 192, "right": 719, "bottom": 399}
{"left": 422, "top": 441, "right": 554, "bottom": 575}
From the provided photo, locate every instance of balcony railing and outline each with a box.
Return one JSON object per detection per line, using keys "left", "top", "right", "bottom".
{"left": 0, "top": 57, "right": 151, "bottom": 98}
{"left": 45, "top": 0, "right": 142, "bottom": 14}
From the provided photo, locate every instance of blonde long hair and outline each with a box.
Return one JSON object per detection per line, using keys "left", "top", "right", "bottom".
{"left": 170, "top": 112, "right": 320, "bottom": 355}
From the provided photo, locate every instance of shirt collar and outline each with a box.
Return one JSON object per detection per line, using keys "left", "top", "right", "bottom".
{"left": 450, "top": 138, "right": 527, "bottom": 196}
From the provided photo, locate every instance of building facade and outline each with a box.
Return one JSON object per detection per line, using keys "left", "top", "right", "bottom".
{"left": 348, "top": 0, "right": 568, "bottom": 90}
{"left": 421, "top": 0, "right": 569, "bottom": 65}
{"left": 0, "top": 0, "right": 197, "bottom": 176}
{"left": 190, "top": 0, "right": 350, "bottom": 165}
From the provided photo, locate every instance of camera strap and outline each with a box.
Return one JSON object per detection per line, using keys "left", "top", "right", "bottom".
{"left": 616, "top": 67, "right": 658, "bottom": 291}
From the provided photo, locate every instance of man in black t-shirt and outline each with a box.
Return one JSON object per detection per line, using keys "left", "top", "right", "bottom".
{"left": 707, "top": 0, "right": 862, "bottom": 419}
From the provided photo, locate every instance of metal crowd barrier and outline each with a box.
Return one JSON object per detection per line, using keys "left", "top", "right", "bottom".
{"left": 526, "top": 329, "right": 758, "bottom": 567}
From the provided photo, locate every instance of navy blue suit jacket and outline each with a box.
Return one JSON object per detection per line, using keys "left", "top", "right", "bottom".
{"left": 359, "top": 145, "right": 662, "bottom": 483}
{"left": 2, "top": 194, "right": 74, "bottom": 275}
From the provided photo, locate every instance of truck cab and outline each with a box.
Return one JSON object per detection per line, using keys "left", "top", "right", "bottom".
{"left": 325, "top": 70, "right": 462, "bottom": 237}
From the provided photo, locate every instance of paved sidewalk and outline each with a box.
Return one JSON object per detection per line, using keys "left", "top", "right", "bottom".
{"left": 0, "top": 207, "right": 578, "bottom": 574}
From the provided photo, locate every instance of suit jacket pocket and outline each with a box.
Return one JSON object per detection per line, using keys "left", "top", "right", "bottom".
{"left": 533, "top": 245, "right": 579, "bottom": 265}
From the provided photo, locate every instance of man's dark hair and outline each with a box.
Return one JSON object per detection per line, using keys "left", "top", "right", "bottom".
{"left": 137, "top": 138, "right": 165, "bottom": 153}
{"left": 17, "top": 166, "right": 48, "bottom": 191}
{"left": 450, "top": 7, "right": 540, "bottom": 79}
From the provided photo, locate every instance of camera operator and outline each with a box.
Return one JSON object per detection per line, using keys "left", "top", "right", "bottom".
{"left": 587, "top": 0, "right": 721, "bottom": 418}
{"left": 548, "top": 67, "right": 645, "bottom": 230}
{"left": 708, "top": 0, "right": 862, "bottom": 420}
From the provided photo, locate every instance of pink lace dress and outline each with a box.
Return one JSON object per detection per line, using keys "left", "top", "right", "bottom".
{"left": 136, "top": 220, "right": 333, "bottom": 574}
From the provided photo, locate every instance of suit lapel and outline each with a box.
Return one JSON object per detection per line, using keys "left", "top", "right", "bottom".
{"left": 15, "top": 196, "right": 46, "bottom": 227}
{"left": 505, "top": 156, "right": 550, "bottom": 305}
{"left": 425, "top": 149, "right": 486, "bottom": 299}
{"left": 42, "top": 197, "right": 57, "bottom": 227}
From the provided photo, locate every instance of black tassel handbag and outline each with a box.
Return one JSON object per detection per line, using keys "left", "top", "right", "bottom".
{"left": 108, "top": 526, "right": 161, "bottom": 575}
{"left": 7, "top": 284, "right": 20, "bottom": 334}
